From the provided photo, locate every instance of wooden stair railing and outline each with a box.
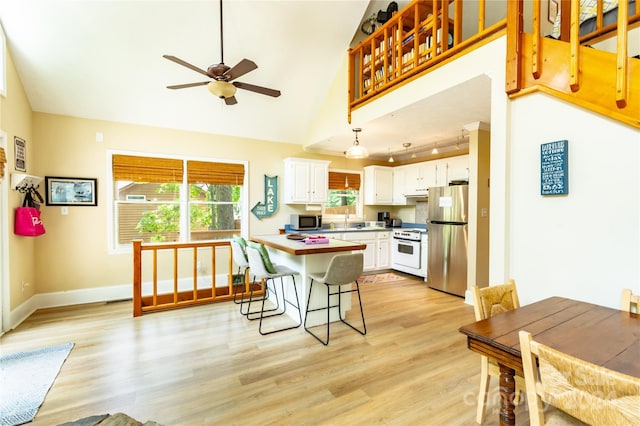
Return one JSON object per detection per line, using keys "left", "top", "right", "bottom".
{"left": 349, "top": 0, "right": 638, "bottom": 129}
{"left": 506, "top": 0, "right": 640, "bottom": 128}
{"left": 132, "top": 239, "right": 260, "bottom": 317}
{"left": 348, "top": 0, "right": 507, "bottom": 119}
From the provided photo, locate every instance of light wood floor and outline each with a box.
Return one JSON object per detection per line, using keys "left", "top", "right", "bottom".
{"left": 1, "top": 275, "right": 530, "bottom": 425}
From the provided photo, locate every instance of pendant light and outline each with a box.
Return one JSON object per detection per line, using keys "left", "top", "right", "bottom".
{"left": 387, "top": 148, "right": 394, "bottom": 163}
{"left": 431, "top": 141, "right": 439, "bottom": 155}
{"left": 345, "top": 128, "right": 369, "bottom": 159}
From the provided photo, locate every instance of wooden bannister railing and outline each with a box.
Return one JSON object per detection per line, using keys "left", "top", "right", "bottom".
{"left": 132, "top": 239, "right": 259, "bottom": 317}
{"left": 348, "top": 0, "right": 507, "bottom": 119}
{"left": 349, "top": 0, "right": 639, "bottom": 128}
{"left": 508, "top": 0, "right": 639, "bottom": 128}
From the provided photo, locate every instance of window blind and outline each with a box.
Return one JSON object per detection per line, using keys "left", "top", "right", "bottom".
{"left": 112, "top": 154, "right": 183, "bottom": 183}
{"left": 328, "top": 171, "right": 360, "bottom": 190}
{"left": 187, "top": 160, "right": 245, "bottom": 185}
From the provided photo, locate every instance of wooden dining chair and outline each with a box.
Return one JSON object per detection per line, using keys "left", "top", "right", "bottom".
{"left": 621, "top": 288, "right": 639, "bottom": 313}
{"left": 471, "top": 279, "right": 525, "bottom": 424}
{"left": 519, "top": 330, "right": 640, "bottom": 426}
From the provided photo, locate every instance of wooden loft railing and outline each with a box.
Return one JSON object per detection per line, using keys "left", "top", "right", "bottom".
{"left": 348, "top": 0, "right": 639, "bottom": 129}
{"left": 132, "top": 239, "right": 259, "bottom": 317}
{"left": 348, "top": 0, "right": 507, "bottom": 118}
{"left": 507, "top": 0, "right": 640, "bottom": 128}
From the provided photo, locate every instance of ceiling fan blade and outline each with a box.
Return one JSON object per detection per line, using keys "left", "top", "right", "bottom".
{"left": 163, "top": 55, "right": 210, "bottom": 77}
{"left": 166, "top": 81, "right": 210, "bottom": 89}
{"left": 233, "top": 81, "right": 281, "bottom": 98}
{"left": 224, "top": 96, "right": 238, "bottom": 106}
{"left": 224, "top": 59, "right": 258, "bottom": 81}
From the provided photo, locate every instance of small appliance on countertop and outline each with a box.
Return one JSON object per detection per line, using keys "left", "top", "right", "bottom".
{"left": 391, "top": 218, "right": 403, "bottom": 228}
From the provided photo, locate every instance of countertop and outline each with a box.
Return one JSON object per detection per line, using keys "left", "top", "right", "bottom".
{"left": 286, "top": 223, "right": 427, "bottom": 235}
{"left": 251, "top": 234, "right": 366, "bottom": 256}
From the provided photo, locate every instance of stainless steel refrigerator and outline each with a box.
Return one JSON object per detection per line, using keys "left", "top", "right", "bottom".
{"left": 427, "top": 185, "right": 468, "bottom": 297}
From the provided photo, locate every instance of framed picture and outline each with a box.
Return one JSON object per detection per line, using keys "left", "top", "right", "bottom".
{"left": 14, "top": 136, "right": 26, "bottom": 172}
{"left": 548, "top": 0, "right": 559, "bottom": 23}
{"left": 45, "top": 176, "right": 98, "bottom": 206}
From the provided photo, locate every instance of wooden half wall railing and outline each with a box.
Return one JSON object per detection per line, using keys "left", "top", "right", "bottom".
{"left": 132, "top": 239, "right": 259, "bottom": 317}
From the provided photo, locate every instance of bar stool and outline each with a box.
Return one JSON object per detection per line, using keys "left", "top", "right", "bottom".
{"left": 245, "top": 246, "right": 302, "bottom": 335}
{"left": 304, "top": 252, "right": 366, "bottom": 345}
{"left": 230, "top": 240, "right": 250, "bottom": 306}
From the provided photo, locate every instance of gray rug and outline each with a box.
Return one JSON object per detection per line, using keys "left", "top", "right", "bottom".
{"left": 0, "top": 343, "right": 74, "bottom": 426}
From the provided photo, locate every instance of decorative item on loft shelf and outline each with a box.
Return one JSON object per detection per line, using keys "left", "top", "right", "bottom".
{"left": 345, "top": 128, "right": 369, "bottom": 159}
{"left": 45, "top": 176, "right": 97, "bottom": 206}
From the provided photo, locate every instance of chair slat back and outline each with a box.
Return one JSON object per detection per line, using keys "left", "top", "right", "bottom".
{"left": 621, "top": 288, "right": 639, "bottom": 313}
{"left": 520, "top": 330, "right": 640, "bottom": 426}
{"left": 471, "top": 279, "right": 520, "bottom": 321}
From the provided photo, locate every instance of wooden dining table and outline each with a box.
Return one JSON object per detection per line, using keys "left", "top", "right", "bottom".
{"left": 458, "top": 296, "right": 640, "bottom": 426}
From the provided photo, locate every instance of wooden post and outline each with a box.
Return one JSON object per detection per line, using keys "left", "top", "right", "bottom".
{"left": 505, "top": 0, "right": 523, "bottom": 94}
{"left": 132, "top": 240, "right": 142, "bottom": 317}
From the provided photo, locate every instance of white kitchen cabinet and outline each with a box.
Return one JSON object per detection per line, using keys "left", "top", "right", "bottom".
{"left": 404, "top": 162, "right": 437, "bottom": 196}
{"left": 392, "top": 166, "right": 408, "bottom": 205}
{"left": 445, "top": 154, "right": 469, "bottom": 183}
{"left": 340, "top": 231, "right": 390, "bottom": 271}
{"left": 283, "top": 158, "right": 330, "bottom": 204}
{"left": 364, "top": 166, "right": 393, "bottom": 205}
{"left": 376, "top": 231, "right": 391, "bottom": 269}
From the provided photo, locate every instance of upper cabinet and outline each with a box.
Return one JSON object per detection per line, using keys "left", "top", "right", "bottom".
{"left": 283, "top": 158, "right": 330, "bottom": 204}
{"left": 393, "top": 154, "right": 469, "bottom": 201}
{"left": 445, "top": 155, "right": 469, "bottom": 182}
{"left": 364, "top": 166, "right": 394, "bottom": 205}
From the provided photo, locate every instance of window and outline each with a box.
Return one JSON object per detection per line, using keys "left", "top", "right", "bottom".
{"left": 324, "top": 170, "right": 362, "bottom": 217}
{"left": 111, "top": 153, "right": 246, "bottom": 248}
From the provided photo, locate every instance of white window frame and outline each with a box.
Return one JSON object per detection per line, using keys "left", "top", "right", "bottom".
{"left": 107, "top": 150, "right": 248, "bottom": 254}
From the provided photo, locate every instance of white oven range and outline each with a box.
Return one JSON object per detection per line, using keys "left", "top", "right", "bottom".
{"left": 391, "top": 229, "right": 427, "bottom": 278}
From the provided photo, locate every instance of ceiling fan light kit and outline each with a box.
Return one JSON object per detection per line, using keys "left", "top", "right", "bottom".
{"left": 163, "top": 0, "right": 280, "bottom": 105}
{"left": 207, "top": 80, "right": 237, "bottom": 98}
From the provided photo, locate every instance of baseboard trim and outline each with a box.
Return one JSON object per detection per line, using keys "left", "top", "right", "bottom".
{"left": 6, "top": 273, "right": 229, "bottom": 330}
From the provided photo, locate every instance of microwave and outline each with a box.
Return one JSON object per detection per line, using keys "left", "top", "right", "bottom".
{"left": 290, "top": 214, "right": 322, "bottom": 231}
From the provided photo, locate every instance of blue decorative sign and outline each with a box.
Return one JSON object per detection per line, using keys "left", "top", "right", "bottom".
{"left": 540, "top": 140, "right": 568, "bottom": 196}
{"left": 251, "top": 175, "right": 278, "bottom": 219}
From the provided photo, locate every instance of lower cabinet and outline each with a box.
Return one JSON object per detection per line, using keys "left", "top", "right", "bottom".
{"left": 340, "top": 231, "right": 390, "bottom": 272}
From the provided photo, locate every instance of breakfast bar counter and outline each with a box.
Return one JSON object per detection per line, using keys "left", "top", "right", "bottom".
{"left": 250, "top": 234, "right": 366, "bottom": 255}
{"left": 249, "top": 235, "right": 366, "bottom": 327}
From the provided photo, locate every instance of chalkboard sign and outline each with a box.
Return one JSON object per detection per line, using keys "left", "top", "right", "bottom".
{"left": 540, "top": 140, "right": 568, "bottom": 195}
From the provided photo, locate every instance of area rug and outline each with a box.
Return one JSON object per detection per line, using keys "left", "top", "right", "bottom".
{"left": 58, "top": 412, "right": 164, "bottom": 426}
{"left": 0, "top": 342, "right": 74, "bottom": 426}
{"left": 358, "top": 272, "right": 406, "bottom": 284}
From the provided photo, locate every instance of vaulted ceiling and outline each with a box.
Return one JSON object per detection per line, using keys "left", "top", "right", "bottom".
{"left": 0, "top": 1, "right": 490, "bottom": 161}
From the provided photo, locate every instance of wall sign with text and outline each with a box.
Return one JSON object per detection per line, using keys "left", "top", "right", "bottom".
{"left": 540, "top": 140, "right": 568, "bottom": 196}
{"left": 251, "top": 175, "right": 278, "bottom": 219}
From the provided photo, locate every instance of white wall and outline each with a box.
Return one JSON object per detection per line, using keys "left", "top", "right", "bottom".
{"left": 507, "top": 93, "right": 640, "bottom": 308}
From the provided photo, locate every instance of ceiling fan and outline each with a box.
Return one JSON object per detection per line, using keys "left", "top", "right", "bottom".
{"left": 163, "top": 0, "right": 281, "bottom": 105}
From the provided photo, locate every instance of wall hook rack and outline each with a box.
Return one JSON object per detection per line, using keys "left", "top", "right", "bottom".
{"left": 11, "top": 173, "right": 43, "bottom": 192}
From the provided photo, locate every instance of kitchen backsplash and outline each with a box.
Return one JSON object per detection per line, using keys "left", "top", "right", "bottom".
{"left": 415, "top": 201, "right": 428, "bottom": 224}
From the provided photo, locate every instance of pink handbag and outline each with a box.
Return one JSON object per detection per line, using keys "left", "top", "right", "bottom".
{"left": 14, "top": 189, "right": 46, "bottom": 236}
